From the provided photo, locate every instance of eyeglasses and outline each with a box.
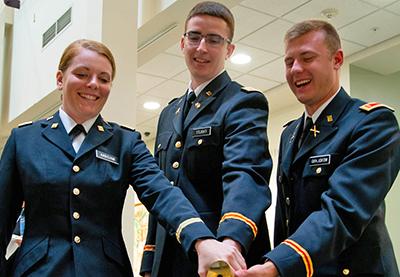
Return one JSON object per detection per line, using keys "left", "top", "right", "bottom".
{"left": 184, "top": 31, "right": 231, "bottom": 47}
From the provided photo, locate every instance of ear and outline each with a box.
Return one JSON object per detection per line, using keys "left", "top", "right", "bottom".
{"left": 333, "top": 49, "right": 344, "bottom": 70}
{"left": 225, "top": 43, "right": 235, "bottom": 60}
{"left": 56, "top": 70, "right": 64, "bottom": 90}
{"left": 180, "top": 35, "right": 185, "bottom": 51}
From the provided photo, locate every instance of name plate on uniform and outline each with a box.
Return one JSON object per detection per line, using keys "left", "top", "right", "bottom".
{"left": 309, "top": 154, "right": 330, "bottom": 167}
{"left": 96, "top": 150, "right": 119, "bottom": 165}
{"left": 192, "top": 126, "right": 211, "bottom": 137}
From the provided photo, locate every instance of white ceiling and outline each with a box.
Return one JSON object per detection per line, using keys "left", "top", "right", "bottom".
{"left": 135, "top": 0, "right": 400, "bottom": 141}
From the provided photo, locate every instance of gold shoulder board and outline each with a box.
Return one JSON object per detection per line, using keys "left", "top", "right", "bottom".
{"left": 121, "top": 125, "right": 135, "bottom": 132}
{"left": 18, "top": 121, "right": 33, "bottom": 128}
{"left": 241, "top": 86, "right": 263, "bottom": 93}
{"left": 359, "top": 102, "right": 394, "bottom": 112}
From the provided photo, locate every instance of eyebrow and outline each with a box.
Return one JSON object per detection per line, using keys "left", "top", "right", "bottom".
{"left": 297, "top": 50, "right": 318, "bottom": 57}
{"left": 73, "top": 66, "right": 111, "bottom": 76}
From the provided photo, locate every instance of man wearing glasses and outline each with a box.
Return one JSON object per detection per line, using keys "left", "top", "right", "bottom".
{"left": 140, "top": 1, "right": 272, "bottom": 277}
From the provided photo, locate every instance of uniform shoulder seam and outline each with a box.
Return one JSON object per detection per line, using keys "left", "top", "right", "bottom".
{"left": 283, "top": 119, "right": 296, "bottom": 127}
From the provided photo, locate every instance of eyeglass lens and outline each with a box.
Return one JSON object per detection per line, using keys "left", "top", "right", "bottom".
{"left": 185, "top": 31, "right": 229, "bottom": 46}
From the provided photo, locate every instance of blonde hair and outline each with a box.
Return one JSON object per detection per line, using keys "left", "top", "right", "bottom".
{"left": 58, "top": 39, "right": 116, "bottom": 80}
{"left": 285, "top": 19, "right": 341, "bottom": 56}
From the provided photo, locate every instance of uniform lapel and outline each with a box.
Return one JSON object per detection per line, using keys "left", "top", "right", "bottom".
{"left": 172, "top": 96, "right": 186, "bottom": 137}
{"left": 41, "top": 112, "right": 76, "bottom": 159}
{"left": 183, "top": 71, "right": 231, "bottom": 131}
{"left": 280, "top": 116, "right": 303, "bottom": 178}
{"left": 76, "top": 115, "right": 113, "bottom": 160}
{"left": 294, "top": 88, "right": 351, "bottom": 164}
{"left": 294, "top": 123, "right": 337, "bottom": 163}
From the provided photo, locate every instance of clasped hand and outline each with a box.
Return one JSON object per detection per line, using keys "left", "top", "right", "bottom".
{"left": 195, "top": 238, "right": 246, "bottom": 277}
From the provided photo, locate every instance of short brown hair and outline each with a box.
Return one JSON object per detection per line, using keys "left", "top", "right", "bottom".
{"left": 58, "top": 39, "right": 116, "bottom": 80}
{"left": 284, "top": 19, "right": 341, "bottom": 56}
{"left": 185, "top": 1, "right": 235, "bottom": 41}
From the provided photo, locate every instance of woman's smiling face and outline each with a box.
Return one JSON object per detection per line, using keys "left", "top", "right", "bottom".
{"left": 57, "top": 48, "right": 113, "bottom": 123}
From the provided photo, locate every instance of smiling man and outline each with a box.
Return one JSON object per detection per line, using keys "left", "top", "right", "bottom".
{"left": 140, "top": 1, "right": 272, "bottom": 277}
{"left": 236, "top": 19, "right": 400, "bottom": 277}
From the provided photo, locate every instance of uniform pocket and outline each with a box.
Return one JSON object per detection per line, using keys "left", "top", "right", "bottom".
{"left": 154, "top": 132, "right": 173, "bottom": 170}
{"left": 184, "top": 125, "right": 222, "bottom": 185}
{"left": 300, "top": 153, "right": 341, "bottom": 210}
{"left": 303, "top": 153, "right": 340, "bottom": 178}
{"left": 102, "top": 237, "right": 127, "bottom": 269}
{"left": 13, "top": 236, "right": 49, "bottom": 276}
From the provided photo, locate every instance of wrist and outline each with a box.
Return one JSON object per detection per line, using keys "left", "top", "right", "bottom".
{"left": 222, "top": 238, "right": 242, "bottom": 252}
{"left": 195, "top": 238, "right": 211, "bottom": 252}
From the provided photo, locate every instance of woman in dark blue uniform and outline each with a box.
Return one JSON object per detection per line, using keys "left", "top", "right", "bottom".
{"left": 0, "top": 39, "right": 245, "bottom": 277}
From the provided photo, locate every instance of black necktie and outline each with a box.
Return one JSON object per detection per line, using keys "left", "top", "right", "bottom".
{"left": 183, "top": 91, "right": 196, "bottom": 119}
{"left": 69, "top": 124, "right": 86, "bottom": 141}
{"left": 298, "top": 117, "right": 313, "bottom": 148}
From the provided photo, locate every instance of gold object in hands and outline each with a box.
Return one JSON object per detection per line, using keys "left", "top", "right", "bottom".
{"left": 207, "top": 260, "right": 233, "bottom": 277}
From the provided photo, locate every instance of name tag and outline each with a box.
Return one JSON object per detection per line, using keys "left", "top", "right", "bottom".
{"left": 96, "top": 150, "right": 119, "bottom": 165}
{"left": 192, "top": 126, "right": 211, "bottom": 137}
{"left": 309, "top": 154, "right": 330, "bottom": 167}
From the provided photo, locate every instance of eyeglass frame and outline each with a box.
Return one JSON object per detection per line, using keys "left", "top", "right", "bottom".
{"left": 183, "top": 31, "right": 232, "bottom": 47}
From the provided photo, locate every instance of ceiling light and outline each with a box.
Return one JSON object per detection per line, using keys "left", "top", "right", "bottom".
{"left": 143, "top": 101, "right": 161, "bottom": 110}
{"left": 230, "top": 53, "right": 251, "bottom": 65}
{"left": 321, "top": 8, "right": 338, "bottom": 19}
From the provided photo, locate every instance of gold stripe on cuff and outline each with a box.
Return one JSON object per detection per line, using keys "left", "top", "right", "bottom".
{"left": 176, "top": 217, "right": 204, "bottom": 243}
{"left": 220, "top": 212, "right": 258, "bottom": 238}
{"left": 283, "top": 239, "right": 313, "bottom": 277}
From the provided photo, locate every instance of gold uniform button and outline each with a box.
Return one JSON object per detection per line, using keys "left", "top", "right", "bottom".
{"left": 342, "top": 268, "right": 350, "bottom": 275}
{"left": 197, "top": 139, "right": 203, "bottom": 145}
{"left": 170, "top": 181, "right": 174, "bottom": 185}
{"left": 175, "top": 141, "right": 182, "bottom": 148}
{"left": 194, "top": 102, "right": 201, "bottom": 109}
{"left": 316, "top": 167, "right": 322, "bottom": 174}
{"left": 172, "top": 162, "right": 180, "bottom": 169}
{"left": 285, "top": 197, "right": 290, "bottom": 206}
{"left": 74, "top": 236, "right": 81, "bottom": 244}
{"left": 72, "top": 165, "right": 80, "bottom": 173}
{"left": 73, "top": 188, "right": 80, "bottom": 195}
{"left": 73, "top": 212, "right": 80, "bottom": 220}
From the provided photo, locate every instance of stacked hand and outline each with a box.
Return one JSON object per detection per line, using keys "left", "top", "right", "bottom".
{"left": 195, "top": 238, "right": 246, "bottom": 277}
{"left": 234, "top": 261, "right": 279, "bottom": 277}
{"left": 145, "top": 239, "right": 279, "bottom": 277}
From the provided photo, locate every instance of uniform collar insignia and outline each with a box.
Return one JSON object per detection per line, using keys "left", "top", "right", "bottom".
{"left": 310, "top": 125, "right": 320, "bottom": 138}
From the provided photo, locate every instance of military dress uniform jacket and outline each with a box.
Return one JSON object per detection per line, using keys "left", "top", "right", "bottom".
{"left": 266, "top": 88, "right": 400, "bottom": 277}
{"left": 140, "top": 71, "right": 272, "bottom": 276}
{"left": 0, "top": 112, "right": 216, "bottom": 277}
